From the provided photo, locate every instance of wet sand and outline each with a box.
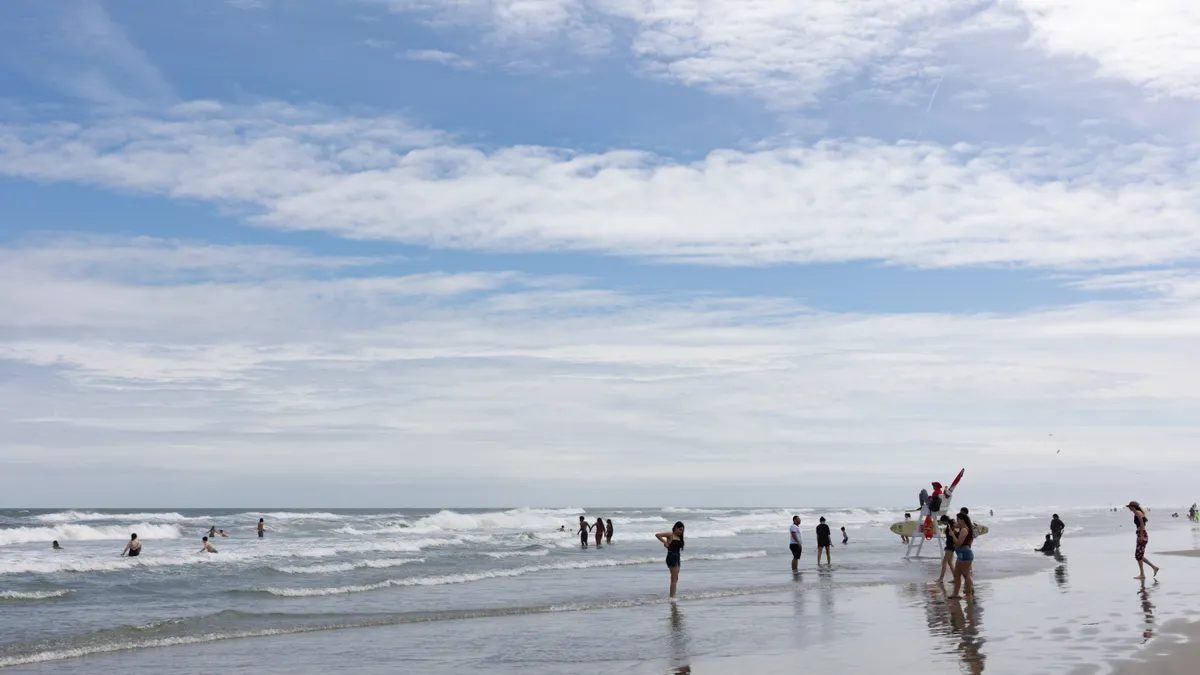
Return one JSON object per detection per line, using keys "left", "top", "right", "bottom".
{"left": 1111, "top": 619, "right": 1200, "bottom": 675}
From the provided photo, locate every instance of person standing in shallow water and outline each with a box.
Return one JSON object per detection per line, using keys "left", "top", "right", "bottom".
{"left": 577, "top": 516, "right": 591, "bottom": 549}
{"left": 789, "top": 516, "right": 803, "bottom": 571}
{"left": 656, "top": 522, "right": 685, "bottom": 599}
{"left": 605, "top": 519, "right": 614, "bottom": 544}
{"left": 594, "top": 517, "right": 606, "bottom": 547}
{"left": 949, "top": 512, "right": 975, "bottom": 599}
{"left": 257, "top": 518, "right": 265, "bottom": 538}
{"left": 841, "top": 526, "right": 848, "bottom": 545}
{"left": 815, "top": 517, "right": 832, "bottom": 565}
{"left": 1127, "top": 501, "right": 1160, "bottom": 579}
{"left": 121, "top": 533, "right": 141, "bottom": 557}
{"left": 1050, "top": 514, "right": 1065, "bottom": 549}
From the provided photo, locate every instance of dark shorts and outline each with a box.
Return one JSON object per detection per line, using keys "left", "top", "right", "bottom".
{"left": 790, "top": 543, "right": 802, "bottom": 560}
{"left": 817, "top": 538, "right": 832, "bottom": 548}
{"left": 258, "top": 530, "right": 264, "bottom": 538}
{"left": 128, "top": 548, "right": 140, "bottom": 557}
{"left": 666, "top": 552, "right": 680, "bottom": 568}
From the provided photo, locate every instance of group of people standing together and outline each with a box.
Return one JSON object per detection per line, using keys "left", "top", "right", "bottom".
{"left": 788, "top": 516, "right": 847, "bottom": 570}
{"left": 576, "top": 516, "right": 614, "bottom": 548}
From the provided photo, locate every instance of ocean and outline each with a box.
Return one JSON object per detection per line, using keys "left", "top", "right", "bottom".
{"left": 1, "top": 505, "right": 1197, "bottom": 673}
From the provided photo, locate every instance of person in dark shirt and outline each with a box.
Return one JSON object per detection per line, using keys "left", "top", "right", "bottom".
{"left": 1050, "top": 514, "right": 1065, "bottom": 549}
{"left": 815, "top": 517, "right": 832, "bottom": 565}
{"left": 1037, "top": 534, "right": 1057, "bottom": 554}
{"left": 841, "top": 526, "right": 848, "bottom": 545}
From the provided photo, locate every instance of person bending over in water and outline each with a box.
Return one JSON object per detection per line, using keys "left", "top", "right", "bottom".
{"left": 948, "top": 513, "right": 975, "bottom": 599}
{"left": 656, "top": 522, "right": 685, "bottom": 599}
{"left": 595, "top": 517, "right": 606, "bottom": 547}
{"left": 935, "top": 516, "right": 956, "bottom": 583}
{"left": 605, "top": 519, "right": 614, "bottom": 544}
{"left": 52, "top": 540, "right": 63, "bottom": 550}
{"left": 1127, "top": 501, "right": 1160, "bottom": 579}
{"left": 199, "top": 536, "right": 218, "bottom": 553}
{"left": 577, "top": 516, "right": 591, "bottom": 549}
{"left": 815, "top": 517, "right": 832, "bottom": 565}
{"left": 207, "top": 526, "right": 217, "bottom": 538}
{"left": 121, "top": 533, "right": 142, "bottom": 557}
{"left": 1037, "top": 534, "right": 1057, "bottom": 554}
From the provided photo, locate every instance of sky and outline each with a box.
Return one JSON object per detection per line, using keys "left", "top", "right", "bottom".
{"left": 2, "top": 0, "right": 1200, "bottom": 507}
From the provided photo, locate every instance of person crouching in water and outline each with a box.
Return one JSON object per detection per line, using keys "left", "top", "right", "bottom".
{"left": 656, "top": 522, "right": 685, "bottom": 599}
{"left": 200, "top": 536, "right": 218, "bottom": 553}
{"left": 1036, "top": 534, "right": 1056, "bottom": 554}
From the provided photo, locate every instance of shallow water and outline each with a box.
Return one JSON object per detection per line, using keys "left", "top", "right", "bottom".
{"left": 1, "top": 505, "right": 1194, "bottom": 673}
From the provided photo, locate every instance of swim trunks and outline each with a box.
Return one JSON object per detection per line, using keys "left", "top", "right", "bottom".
{"left": 1135, "top": 530, "right": 1148, "bottom": 561}
{"left": 789, "top": 543, "right": 802, "bottom": 560}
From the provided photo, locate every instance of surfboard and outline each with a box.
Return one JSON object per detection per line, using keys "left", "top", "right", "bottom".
{"left": 890, "top": 520, "right": 918, "bottom": 536}
{"left": 975, "top": 524, "right": 988, "bottom": 536}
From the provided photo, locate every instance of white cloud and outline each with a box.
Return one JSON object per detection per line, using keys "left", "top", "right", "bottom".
{"left": 2, "top": 106, "right": 1200, "bottom": 269}
{"left": 402, "top": 49, "right": 475, "bottom": 69}
{"left": 1010, "top": 0, "right": 1200, "bottom": 100}
{"left": 5, "top": 236, "right": 1200, "bottom": 490}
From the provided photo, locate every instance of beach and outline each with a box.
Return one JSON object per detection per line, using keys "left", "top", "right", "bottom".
{"left": 2, "top": 507, "right": 1199, "bottom": 674}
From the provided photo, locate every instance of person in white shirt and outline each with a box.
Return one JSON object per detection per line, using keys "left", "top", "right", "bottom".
{"left": 789, "top": 516, "right": 803, "bottom": 571}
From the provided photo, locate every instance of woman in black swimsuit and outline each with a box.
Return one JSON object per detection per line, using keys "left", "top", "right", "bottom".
{"left": 121, "top": 533, "right": 141, "bottom": 557}
{"left": 935, "top": 515, "right": 955, "bottom": 583}
{"left": 1127, "top": 501, "right": 1160, "bottom": 579}
{"left": 605, "top": 519, "right": 613, "bottom": 544}
{"left": 656, "top": 522, "right": 685, "bottom": 599}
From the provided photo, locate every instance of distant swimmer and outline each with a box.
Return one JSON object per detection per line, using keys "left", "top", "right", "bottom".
{"left": 901, "top": 513, "right": 912, "bottom": 545}
{"left": 218, "top": 529, "right": 229, "bottom": 537}
{"left": 605, "top": 519, "right": 614, "bottom": 544}
{"left": 595, "top": 518, "right": 606, "bottom": 547}
{"left": 52, "top": 540, "right": 62, "bottom": 550}
{"left": 207, "top": 526, "right": 217, "bottom": 538}
{"left": 1127, "top": 501, "right": 1160, "bottom": 580}
{"left": 121, "top": 533, "right": 141, "bottom": 557}
{"left": 656, "top": 521, "right": 685, "bottom": 598}
{"left": 558, "top": 525, "right": 565, "bottom": 532}
{"left": 841, "top": 526, "right": 848, "bottom": 545}
{"left": 990, "top": 509, "right": 994, "bottom": 517}
{"left": 815, "top": 517, "right": 832, "bottom": 566}
{"left": 199, "top": 536, "right": 218, "bottom": 554}
{"left": 577, "top": 516, "right": 591, "bottom": 549}
{"left": 257, "top": 518, "right": 265, "bottom": 538}
{"left": 1036, "top": 534, "right": 1057, "bottom": 554}
{"left": 789, "top": 516, "right": 803, "bottom": 571}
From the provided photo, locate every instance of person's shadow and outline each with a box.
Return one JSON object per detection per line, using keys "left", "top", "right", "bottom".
{"left": 667, "top": 602, "right": 691, "bottom": 674}
{"left": 1053, "top": 552, "right": 1068, "bottom": 591}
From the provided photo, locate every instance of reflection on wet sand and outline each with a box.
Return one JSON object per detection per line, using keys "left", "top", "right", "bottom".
{"left": 1138, "top": 579, "right": 1157, "bottom": 643}
{"left": 1053, "top": 552, "right": 1068, "bottom": 591}
{"left": 901, "top": 583, "right": 987, "bottom": 674}
{"left": 668, "top": 603, "right": 690, "bottom": 674}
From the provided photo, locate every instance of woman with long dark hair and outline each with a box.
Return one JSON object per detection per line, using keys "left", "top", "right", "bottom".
{"left": 1127, "top": 501, "right": 1160, "bottom": 579}
{"left": 935, "top": 515, "right": 956, "bottom": 584}
{"left": 656, "top": 521, "right": 685, "bottom": 599}
{"left": 948, "top": 512, "right": 974, "bottom": 599}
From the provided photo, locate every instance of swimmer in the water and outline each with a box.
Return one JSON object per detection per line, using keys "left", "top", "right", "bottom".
{"left": 207, "top": 526, "right": 217, "bottom": 538}
{"left": 605, "top": 519, "right": 614, "bottom": 544}
{"left": 52, "top": 540, "right": 62, "bottom": 550}
{"left": 199, "top": 536, "right": 218, "bottom": 554}
{"left": 218, "top": 529, "right": 229, "bottom": 537}
{"left": 257, "top": 518, "right": 265, "bottom": 538}
{"left": 594, "top": 517, "right": 605, "bottom": 547}
{"left": 121, "top": 533, "right": 141, "bottom": 557}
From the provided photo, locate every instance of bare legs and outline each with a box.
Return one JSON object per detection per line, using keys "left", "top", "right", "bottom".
{"left": 936, "top": 550, "right": 954, "bottom": 583}
{"left": 818, "top": 545, "right": 831, "bottom": 565}
{"left": 949, "top": 561, "right": 973, "bottom": 599}
{"left": 669, "top": 566, "right": 680, "bottom": 598}
{"left": 1136, "top": 557, "right": 1160, "bottom": 580}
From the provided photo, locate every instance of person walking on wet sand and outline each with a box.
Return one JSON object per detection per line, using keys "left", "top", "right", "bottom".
{"left": 656, "top": 521, "right": 685, "bottom": 599}
{"left": 594, "top": 517, "right": 606, "bottom": 547}
{"left": 605, "top": 519, "right": 614, "bottom": 544}
{"left": 577, "top": 516, "right": 591, "bottom": 549}
{"left": 789, "top": 516, "right": 803, "bottom": 571}
{"left": 948, "top": 512, "right": 975, "bottom": 599}
{"left": 815, "top": 517, "right": 832, "bottom": 565}
{"left": 935, "top": 515, "right": 956, "bottom": 583}
{"left": 1127, "top": 501, "right": 1160, "bottom": 579}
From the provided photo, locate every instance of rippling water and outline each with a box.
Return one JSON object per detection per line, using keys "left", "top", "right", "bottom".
{"left": 0, "top": 505, "right": 1178, "bottom": 671}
